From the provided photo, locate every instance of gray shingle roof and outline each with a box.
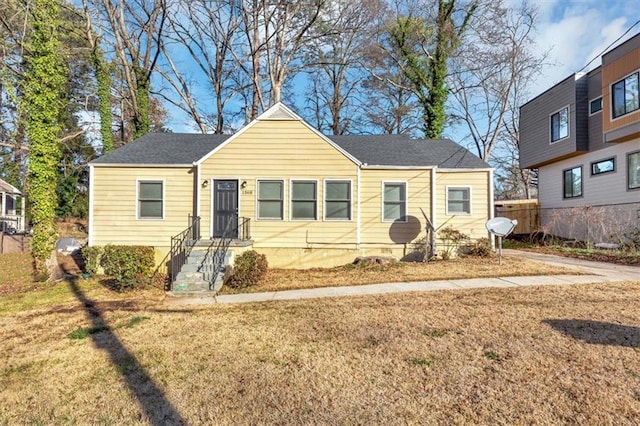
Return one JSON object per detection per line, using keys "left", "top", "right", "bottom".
{"left": 90, "top": 133, "right": 231, "bottom": 165}
{"left": 329, "top": 135, "right": 490, "bottom": 169}
{"left": 91, "top": 131, "right": 489, "bottom": 169}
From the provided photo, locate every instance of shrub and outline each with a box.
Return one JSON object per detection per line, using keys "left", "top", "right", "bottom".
{"left": 466, "top": 238, "right": 493, "bottom": 257}
{"left": 81, "top": 245, "right": 103, "bottom": 275}
{"left": 227, "top": 250, "right": 268, "bottom": 289}
{"left": 438, "top": 226, "right": 469, "bottom": 260}
{"left": 100, "top": 245, "right": 155, "bottom": 291}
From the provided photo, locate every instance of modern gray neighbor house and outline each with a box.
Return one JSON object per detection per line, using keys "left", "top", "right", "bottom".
{"left": 519, "top": 32, "right": 640, "bottom": 243}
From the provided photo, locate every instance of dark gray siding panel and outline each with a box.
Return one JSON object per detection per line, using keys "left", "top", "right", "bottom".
{"left": 587, "top": 68, "right": 605, "bottom": 151}
{"left": 519, "top": 75, "right": 581, "bottom": 168}
{"left": 575, "top": 75, "right": 589, "bottom": 151}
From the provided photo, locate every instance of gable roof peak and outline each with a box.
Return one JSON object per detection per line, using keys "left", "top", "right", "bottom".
{"left": 258, "top": 102, "right": 300, "bottom": 121}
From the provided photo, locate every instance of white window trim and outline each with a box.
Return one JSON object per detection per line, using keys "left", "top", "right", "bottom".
{"left": 136, "top": 178, "right": 165, "bottom": 220}
{"left": 255, "top": 178, "right": 285, "bottom": 221}
{"left": 323, "top": 179, "right": 353, "bottom": 221}
{"left": 611, "top": 69, "right": 640, "bottom": 121}
{"left": 589, "top": 96, "right": 603, "bottom": 116}
{"left": 445, "top": 185, "right": 472, "bottom": 216}
{"left": 289, "top": 179, "right": 319, "bottom": 221}
{"left": 381, "top": 181, "right": 408, "bottom": 223}
{"left": 549, "top": 105, "right": 570, "bottom": 144}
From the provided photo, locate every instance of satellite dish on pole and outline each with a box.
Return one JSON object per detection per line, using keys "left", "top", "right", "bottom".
{"left": 485, "top": 217, "right": 518, "bottom": 265}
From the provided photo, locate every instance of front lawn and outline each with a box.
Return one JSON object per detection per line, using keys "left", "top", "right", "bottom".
{"left": 1, "top": 278, "right": 640, "bottom": 424}
{"left": 222, "top": 255, "right": 577, "bottom": 294}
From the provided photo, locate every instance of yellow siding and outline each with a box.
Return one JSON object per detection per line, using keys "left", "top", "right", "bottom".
{"left": 359, "top": 169, "right": 432, "bottom": 246}
{"left": 435, "top": 170, "right": 491, "bottom": 242}
{"left": 200, "top": 119, "right": 359, "bottom": 248}
{"left": 91, "top": 167, "right": 194, "bottom": 247}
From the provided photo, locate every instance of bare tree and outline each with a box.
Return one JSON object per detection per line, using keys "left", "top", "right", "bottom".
{"left": 92, "top": 0, "right": 167, "bottom": 140}
{"left": 302, "top": 0, "right": 382, "bottom": 135}
{"left": 236, "top": 0, "right": 329, "bottom": 120}
{"left": 158, "top": 0, "right": 243, "bottom": 133}
{"left": 448, "top": 0, "right": 546, "bottom": 198}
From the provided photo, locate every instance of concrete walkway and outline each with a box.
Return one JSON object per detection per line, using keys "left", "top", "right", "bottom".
{"left": 166, "top": 250, "right": 639, "bottom": 306}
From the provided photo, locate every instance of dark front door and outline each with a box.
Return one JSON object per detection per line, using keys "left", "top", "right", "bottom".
{"left": 213, "top": 179, "right": 238, "bottom": 238}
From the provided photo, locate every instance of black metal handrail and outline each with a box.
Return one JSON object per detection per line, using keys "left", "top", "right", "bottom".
{"left": 170, "top": 215, "right": 200, "bottom": 286}
{"left": 238, "top": 216, "right": 251, "bottom": 241}
{"left": 198, "top": 216, "right": 239, "bottom": 290}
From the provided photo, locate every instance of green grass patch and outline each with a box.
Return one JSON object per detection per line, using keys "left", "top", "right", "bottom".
{"left": 68, "top": 325, "right": 109, "bottom": 340}
{"left": 484, "top": 351, "right": 502, "bottom": 361}
{"left": 123, "top": 316, "right": 150, "bottom": 328}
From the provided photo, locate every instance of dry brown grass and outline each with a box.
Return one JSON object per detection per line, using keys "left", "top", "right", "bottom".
{"left": 3, "top": 278, "right": 640, "bottom": 424}
{"left": 222, "top": 255, "right": 577, "bottom": 294}
{"left": 0, "top": 252, "right": 37, "bottom": 296}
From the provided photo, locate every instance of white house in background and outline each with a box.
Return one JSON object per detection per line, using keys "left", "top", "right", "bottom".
{"left": 0, "top": 178, "right": 26, "bottom": 234}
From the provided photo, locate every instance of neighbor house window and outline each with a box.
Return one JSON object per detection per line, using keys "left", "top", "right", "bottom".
{"left": 550, "top": 106, "right": 569, "bottom": 142}
{"left": 138, "top": 180, "right": 163, "bottom": 219}
{"left": 629, "top": 151, "right": 640, "bottom": 190}
{"left": 447, "top": 187, "right": 471, "bottom": 214}
{"left": 591, "top": 157, "right": 615, "bottom": 176}
{"left": 382, "top": 182, "right": 406, "bottom": 221}
{"left": 563, "top": 166, "right": 582, "bottom": 198}
{"left": 291, "top": 180, "right": 317, "bottom": 220}
{"left": 612, "top": 71, "right": 639, "bottom": 118}
{"left": 257, "top": 180, "right": 283, "bottom": 219}
{"left": 589, "top": 97, "right": 602, "bottom": 115}
{"left": 324, "top": 180, "right": 351, "bottom": 220}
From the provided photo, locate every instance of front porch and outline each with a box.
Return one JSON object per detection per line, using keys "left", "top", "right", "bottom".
{"left": 0, "top": 179, "right": 26, "bottom": 234}
{"left": 169, "top": 215, "right": 253, "bottom": 295}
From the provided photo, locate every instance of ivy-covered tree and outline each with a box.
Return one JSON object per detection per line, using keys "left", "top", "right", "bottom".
{"left": 22, "top": 0, "right": 68, "bottom": 276}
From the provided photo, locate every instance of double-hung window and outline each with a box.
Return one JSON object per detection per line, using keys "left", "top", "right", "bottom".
{"left": 629, "top": 151, "right": 640, "bottom": 190}
{"left": 550, "top": 106, "right": 569, "bottom": 142}
{"left": 447, "top": 187, "right": 471, "bottom": 214}
{"left": 324, "top": 180, "right": 351, "bottom": 220}
{"left": 291, "top": 180, "right": 317, "bottom": 220}
{"left": 257, "top": 180, "right": 284, "bottom": 220}
{"left": 138, "top": 180, "right": 163, "bottom": 219}
{"left": 563, "top": 166, "right": 582, "bottom": 198}
{"left": 612, "top": 71, "right": 639, "bottom": 119}
{"left": 383, "top": 182, "right": 406, "bottom": 221}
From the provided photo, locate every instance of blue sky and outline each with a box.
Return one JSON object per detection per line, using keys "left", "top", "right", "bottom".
{"left": 527, "top": 0, "right": 639, "bottom": 99}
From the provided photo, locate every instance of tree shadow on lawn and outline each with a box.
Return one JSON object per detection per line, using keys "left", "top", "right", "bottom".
{"left": 66, "top": 275, "right": 186, "bottom": 425}
{"left": 544, "top": 319, "right": 640, "bottom": 348}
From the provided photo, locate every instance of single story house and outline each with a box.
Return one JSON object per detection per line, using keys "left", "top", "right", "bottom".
{"left": 89, "top": 103, "right": 493, "bottom": 270}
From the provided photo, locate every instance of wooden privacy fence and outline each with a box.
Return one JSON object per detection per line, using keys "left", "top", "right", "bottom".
{"left": 494, "top": 199, "right": 540, "bottom": 235}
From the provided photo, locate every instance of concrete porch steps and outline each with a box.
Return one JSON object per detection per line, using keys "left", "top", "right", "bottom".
{"left": 171, "top": 249, "right": 232, "bottom": 295}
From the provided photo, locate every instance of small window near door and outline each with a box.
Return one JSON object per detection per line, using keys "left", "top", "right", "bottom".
{"left": 257, "top": 180, "right": 284, "bottom": 220}
{"left": 446, "top": 187, "right": 471, "bottom": 214}
{"left": 138, "top": 180, "right": 163, "bottom": 219}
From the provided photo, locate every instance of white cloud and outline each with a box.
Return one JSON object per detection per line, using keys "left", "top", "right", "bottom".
{"left": 527, "top": 0, "right": 637, "bottom": 100}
